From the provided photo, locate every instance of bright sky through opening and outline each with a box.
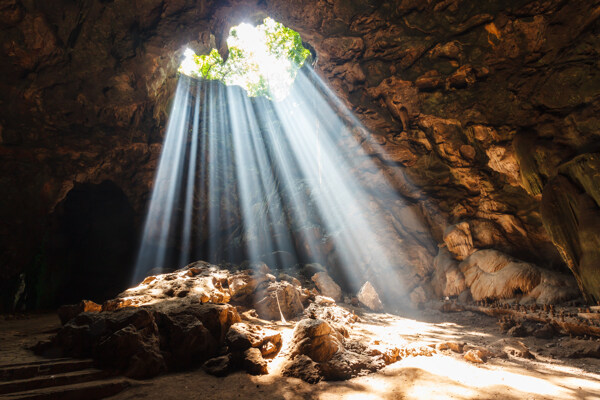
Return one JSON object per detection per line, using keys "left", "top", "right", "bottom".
{"left": 179, "top": 18, "right": 310, "bottom": 100}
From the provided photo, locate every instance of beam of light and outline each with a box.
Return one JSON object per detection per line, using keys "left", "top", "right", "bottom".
{"left": 133, "top": 18, "right": 438, "bottom": 310}
{"left": 133, "top": 77, "right": 191, "bottom": 283}
{"left": 179, "top": 84, "right": 200, "bottom": 266}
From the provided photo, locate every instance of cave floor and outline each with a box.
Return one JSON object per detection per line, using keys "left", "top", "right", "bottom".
{"left": 2, "top": 309, "right": 600, "bottom": 400}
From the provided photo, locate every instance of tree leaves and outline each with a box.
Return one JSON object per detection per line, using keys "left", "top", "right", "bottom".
{"left": 178, "top": 18, "right": 310, "bottom": 100}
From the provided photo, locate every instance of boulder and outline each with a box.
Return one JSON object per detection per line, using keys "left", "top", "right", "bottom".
{"left": 289, "top": 319, "right": 343, "bottom": 363}
{"left": 311, "top": 272, "right": 342, "bottom": 302}
{"left": 357, "top": 281, "right": 383, "bottom": 311}
{"left": 242, "top": 347, "right": 268, "bottom": 375}
{"left": 254, "top": 281, "right": 304, "bottom": 320}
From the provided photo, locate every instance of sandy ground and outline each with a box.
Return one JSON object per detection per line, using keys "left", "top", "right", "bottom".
{"left": 2, "top": 308, "right": 600, "bottom": 400}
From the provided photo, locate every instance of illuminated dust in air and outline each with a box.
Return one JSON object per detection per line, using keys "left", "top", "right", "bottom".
{"left": 133, "top": 18, "right": 428, "bottom": 307}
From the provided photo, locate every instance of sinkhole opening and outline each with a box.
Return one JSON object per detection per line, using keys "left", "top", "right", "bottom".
{"left": 179, "top": 17, "right": 311, "bottom": 101}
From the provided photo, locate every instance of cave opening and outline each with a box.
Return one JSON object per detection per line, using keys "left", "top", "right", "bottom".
{"left": 178, "top": 17, "right": 311, "bottom": 100}
{"left": 38, "top": 181, "right": 136, "bottom": 308}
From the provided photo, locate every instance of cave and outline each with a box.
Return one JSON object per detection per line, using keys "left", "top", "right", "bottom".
{"left": 1, "top": 0, "right": 600, "bottom": 399}
{"left": 42, "top": 180, "right": 136, "bottom": 308}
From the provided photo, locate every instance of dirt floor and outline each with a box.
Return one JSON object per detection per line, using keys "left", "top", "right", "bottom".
{"left": 2, "top": 307, "right": 600, "bottom": 400}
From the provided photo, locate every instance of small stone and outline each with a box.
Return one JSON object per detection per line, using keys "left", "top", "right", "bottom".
{"left": 464, "top": 349, "right": 486, "bottom": 363}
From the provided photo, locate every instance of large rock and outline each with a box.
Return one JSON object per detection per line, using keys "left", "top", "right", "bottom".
{"left": 459, "top": 250, "right": 541, "bottom": 301}
{"left": 311, "top": 272, "right": 342, "bottom": 302}
{"left": 45, "top": 301, "right": 240, "bottom": 379}
{"left": 289, "top": 319, "right": 343, "bottom": 363}
{"left": 254, "top": 281, "right": 304, "bottom": 320}
{"left": 356, "top": 281, "right": 383, "bottom": 311}
{"left": 542, "top": 154, "right": 600, "bottom": 303}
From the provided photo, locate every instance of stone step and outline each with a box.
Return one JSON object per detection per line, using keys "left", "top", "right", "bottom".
{"left": 0, "top": 359, "right": 94, "bottom": 382}
{"left": 0, "top": 369, "right": 110, "bottom": 395}
{"left": 1, "top": 378, "right": 131, "bottom": 400}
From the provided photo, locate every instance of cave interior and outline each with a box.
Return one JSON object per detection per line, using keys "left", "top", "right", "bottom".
{"left": 1, "top": 0, "right": 600, "bottom": 398}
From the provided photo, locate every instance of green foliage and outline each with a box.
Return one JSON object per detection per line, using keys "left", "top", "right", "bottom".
{"left": 178, "top": 18, "right": 310, "bottom": 100}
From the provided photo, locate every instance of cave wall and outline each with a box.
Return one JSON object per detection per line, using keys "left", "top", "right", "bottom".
{"left": 1, "top": 0, "right": 599, "bottom": 309}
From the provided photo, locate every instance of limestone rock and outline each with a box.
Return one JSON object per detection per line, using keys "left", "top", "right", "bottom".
{"left": 281, "top": 354, "right": 322, "bottom": 383}
{"left": 311, "top": 272, "right": 342, "bottom": 302}
{"left": 459, "top": 250, "right": 542, "bottom": 301}
{"left": 542, "top": 157, "right": 600, "bottom": 303}
{"left": 243, "top": 347, "right": 268, "bottom": 375}
{"left": 431, "top": 247, "right": 466, "bottom": 298}
{"left": 226, "top": 322, "right": 282, "bottom": 358}
{"left": 254, "top": 281, "right": 304, "bottom": 320}
{"left": 289, "top": 319, "right": 343, "bottom": 363}
{"left": 357, "top": 281, "right": 383, "bottom": 311}
{"left": 464, "top": 349, "right": 486, "bottom": 363}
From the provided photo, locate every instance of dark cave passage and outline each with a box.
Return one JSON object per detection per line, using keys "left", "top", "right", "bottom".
{"left": 37, "top": 180, "right": 136, "bottom": 308}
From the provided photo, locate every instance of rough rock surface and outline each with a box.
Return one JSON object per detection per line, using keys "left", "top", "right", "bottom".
{"left": 459, "top": 249, "right": 579, "bottom": 303}
{"left": 356, "top": 281, "right": 383, "bottom": 311}
{"left": 311, "top": 272, "right": 342, "bottom": 302}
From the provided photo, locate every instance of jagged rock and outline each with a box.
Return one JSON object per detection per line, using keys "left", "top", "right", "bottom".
{"left": 357, "top": 281, "right": 383, "bottom": 311}
{"left": 254, "top": 281, "right": 304, "bottom": 320}
{"left": 226, "top": 322, "right": 282, "bottom": 358}
{"left": 289, "top": 319, "right": 343, "bottom": 363}
{"left": 311, "top": 272, "right": 342, "bottom": 302}
{"left": 243, "top": 347, "right": 268, "bottom": 375}
{"left": 155, "top": 311, "right": 215, "bottom": 369}
{"left": 95, "top": 325, "right": 166, "bottom": 378}
{"left": 464, "top": 349, "right": 486, "bottom": 363}
{"left": 43, "top": 296, "right": 240, "bottom": 379}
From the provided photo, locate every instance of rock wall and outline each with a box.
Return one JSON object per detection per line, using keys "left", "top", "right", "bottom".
{"left": 1, "top": 0, "right": 599, "bottom": 309}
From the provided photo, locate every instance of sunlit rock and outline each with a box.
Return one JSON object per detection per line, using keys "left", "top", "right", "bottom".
{"left": 311, "top": 272, "right": 342, "bottom": 302}
{"left": 254, "top": 281, "right": 304, "bottom": 320}
{"left": 356, "top": 281, "right": 383, "bottom": 311}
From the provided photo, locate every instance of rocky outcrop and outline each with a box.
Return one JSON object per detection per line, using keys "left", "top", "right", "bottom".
{"left": 458, "top": 249, "right": 579, "bottom": 304}
{"left": 541, "top": 153, "right": 600, "bottom": 303}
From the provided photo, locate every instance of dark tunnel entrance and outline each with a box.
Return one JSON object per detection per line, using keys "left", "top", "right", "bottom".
{"left": 39, "top": 180, "right": 136, "bottom": 307}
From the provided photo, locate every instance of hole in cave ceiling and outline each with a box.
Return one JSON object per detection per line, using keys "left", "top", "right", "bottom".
{"left": 178, "top": 17, "right": 311, "bottom": 101}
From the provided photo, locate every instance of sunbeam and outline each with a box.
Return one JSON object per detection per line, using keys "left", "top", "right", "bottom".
{"left": 132, "top": 20, "right": 433, "bottom": 309}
